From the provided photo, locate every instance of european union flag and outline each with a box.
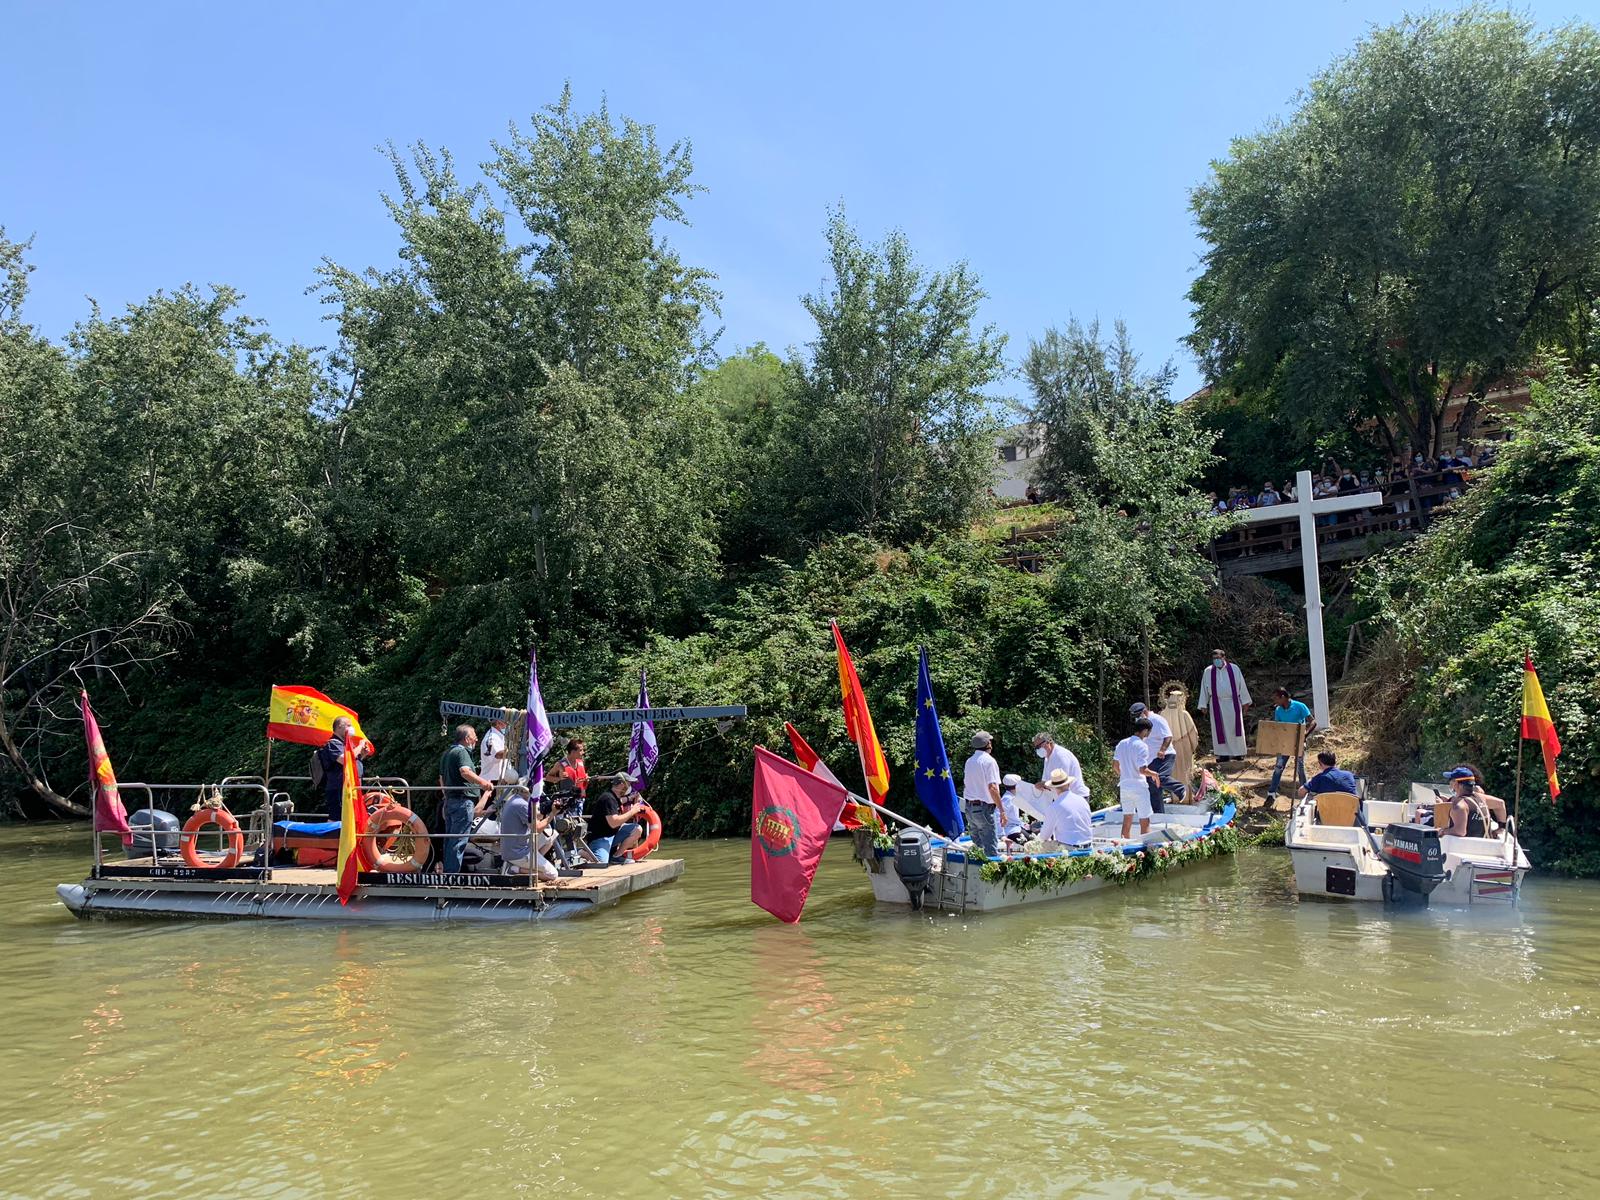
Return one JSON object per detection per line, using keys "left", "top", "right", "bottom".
{"left": 913, "top": 647, "right": 963, "bottom": 836}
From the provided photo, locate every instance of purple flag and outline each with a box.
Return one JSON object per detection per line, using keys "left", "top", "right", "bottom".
{"left": 523, "top": 646, "right": 554, "bottom": 783}
{"left": 627, "top": 669, "right": 658, "bottom": 790}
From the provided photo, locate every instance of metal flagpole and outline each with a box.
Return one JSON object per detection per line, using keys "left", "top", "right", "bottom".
{"left": 1512, "top": 651, "right": 1527, "bottom": 866}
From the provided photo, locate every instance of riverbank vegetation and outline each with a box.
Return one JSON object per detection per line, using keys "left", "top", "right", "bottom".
{"left": 6, "top": 10, "right": 1600, "bottom": 869}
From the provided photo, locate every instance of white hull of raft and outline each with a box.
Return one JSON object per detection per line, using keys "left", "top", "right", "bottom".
{"left": 56, "top": 859, "right": 684, "bottom": 923}
{"left": 1287, "top": 784, "right": 1528, "bottom": 905}
{"left": 865, "top": 803, "right": 1238, "bottom": 912}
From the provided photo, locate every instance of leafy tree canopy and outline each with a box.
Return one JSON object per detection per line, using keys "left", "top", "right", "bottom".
{"left": 1189, "top": 7, "right": 1600, "bottom": 458}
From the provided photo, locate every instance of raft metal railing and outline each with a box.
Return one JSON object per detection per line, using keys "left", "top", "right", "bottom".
{"left": 103, "top": 776, "right": 614, "bottom": 889}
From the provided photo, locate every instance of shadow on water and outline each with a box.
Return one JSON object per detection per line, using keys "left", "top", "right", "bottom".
{"left": 4, "top": 827, "right": 1600, "bottom": 1198}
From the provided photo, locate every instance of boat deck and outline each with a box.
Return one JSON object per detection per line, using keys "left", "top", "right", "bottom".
{"left": 60, "top": 857, "right": 685, "bottom": 922}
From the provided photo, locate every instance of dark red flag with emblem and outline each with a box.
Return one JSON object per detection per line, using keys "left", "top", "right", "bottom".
{"left": 750, "top": 746, "right": 848, "bottom": 924}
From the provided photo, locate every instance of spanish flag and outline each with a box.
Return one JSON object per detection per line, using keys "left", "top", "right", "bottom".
{"left": 336, "top": 737, "right": 368, "bottom": 904}
{"left": 1521, "top": 654, "right": 1562, "bottom": 802}
{"left": 267, "top": 684, "right": 373, "bottom": 751}
{"left": 831, "top": 621, "right": 889, "bottom": 823}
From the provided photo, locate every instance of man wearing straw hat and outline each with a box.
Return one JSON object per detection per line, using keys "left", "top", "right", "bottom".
{"left": 1039, "top": 767, "right": 1093, "bottom": 848}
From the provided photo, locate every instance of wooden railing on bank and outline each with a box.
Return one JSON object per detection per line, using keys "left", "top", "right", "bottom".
{"left": 997, "top": 470, "right": 1469, "bottom": 576}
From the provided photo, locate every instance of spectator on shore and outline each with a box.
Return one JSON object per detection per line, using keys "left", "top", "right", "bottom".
{"left": 1258, "top": 481, "right": 1281, "bottom": 507}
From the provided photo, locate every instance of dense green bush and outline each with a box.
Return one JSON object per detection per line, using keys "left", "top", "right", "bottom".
{"left": 1364, "top": 360, "right": 1600, "bottom": 873}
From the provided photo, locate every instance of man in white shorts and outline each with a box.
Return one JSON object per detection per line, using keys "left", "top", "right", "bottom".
{"left": 1114, "top": 716, "right": 1161, "bottom": 840}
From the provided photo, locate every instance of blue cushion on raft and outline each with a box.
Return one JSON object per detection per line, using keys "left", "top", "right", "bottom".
{"left": 273, "top": 820, "right": 341, "bottom": 836}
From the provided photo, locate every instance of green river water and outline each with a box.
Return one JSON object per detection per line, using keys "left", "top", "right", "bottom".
{"left": 4, "top": 824, "right": 1599, "bottom": 1199}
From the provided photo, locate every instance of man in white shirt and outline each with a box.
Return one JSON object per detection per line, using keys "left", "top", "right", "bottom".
{"left": 1039, "top": 767, "right": 1093, "bottom": 847}
{"left": 1032, "top": 731, "right": 1091, "bottom": 803}
{"left": 961, "top": 731, "right": 1002, "bottom": 857}
{"left": 480, "top": 716, "right": 517, "bottom": 793}
{"left": 1114, "top": 718, "right": 1160, "bottom": 840}
{"left": 1128, "top": 701, "right": 1179, "bottom": 810}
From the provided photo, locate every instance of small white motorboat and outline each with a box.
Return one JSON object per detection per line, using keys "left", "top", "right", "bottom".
{"left": 864, "top": 801, "right": 1240, "bottom": 913}
{"left": 1287, "top": 782, "right": 1529, "bottom": 905}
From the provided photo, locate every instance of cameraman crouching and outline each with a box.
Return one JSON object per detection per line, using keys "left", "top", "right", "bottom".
{"left": 497, "top": 784, "right": 559, "bottom": 882}
{"left": 586, "top": 771, "right": 647, "bottom": 864}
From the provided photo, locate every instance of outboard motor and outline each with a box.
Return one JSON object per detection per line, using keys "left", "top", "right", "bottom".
{"left": 128, "top": 808, "right": 179, "bottom": 859}
{"left": 1379, "top": 821, "right": 1447, "bottom": 904}
{"left": 894, "top": 828, "right": 933, "bottom": 911}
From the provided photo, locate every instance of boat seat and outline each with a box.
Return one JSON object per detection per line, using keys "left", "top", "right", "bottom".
{"left": 1432, "top": 802, "right": 1454, "bottom": 830}
{"left": 1314, "top": 792, "right": 1361, "bottom": 827}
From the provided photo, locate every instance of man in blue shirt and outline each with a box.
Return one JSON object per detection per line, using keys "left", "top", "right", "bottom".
{"left": 1267, "top": 687, "right": 1312, "bottom": 800}
{"left": 1300, "top": 751, "right": 1359, "bottom": 798}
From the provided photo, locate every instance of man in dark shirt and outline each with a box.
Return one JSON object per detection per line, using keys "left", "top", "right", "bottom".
{"left": 1300, "top": 751, "right": 1359, "bottom": 797}
{"left": 317, "top": 717, "right": 370, "bottom": 819}
{"left": 438, "top": 725, "right": 493, "bottom": 873}
{"left": 585, "top": 772, "right": 648, "bottom": 864}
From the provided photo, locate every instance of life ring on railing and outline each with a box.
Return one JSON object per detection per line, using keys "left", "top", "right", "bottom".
{"left": 180, "top": 806, "right": 245, "bottom": 869}
{"left": 359, "top": 804, "right": 432, "bottom": 873}
{"left": 626, "top": 804, "right": 662, "bottom": 862}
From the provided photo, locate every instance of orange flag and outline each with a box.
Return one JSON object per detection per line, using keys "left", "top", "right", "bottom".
{"left": 267, "top": 684, "right": 374, "bottom": 751}
{"left": 1520, "top": 654, "right": 1561, "bottom": 802}
{"left": 80, "top": 690, "right": 132, "bottom": 846}
{"left": 336, "top": 737, "right": 369, "bottom": 904}
{"left": 831, "top": 621, "right": 889, "bottom": 821}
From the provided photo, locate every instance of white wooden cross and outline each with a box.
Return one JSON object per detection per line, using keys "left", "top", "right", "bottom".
{"left": 1234, "top": 469, "right": 1382, "bottom": 730}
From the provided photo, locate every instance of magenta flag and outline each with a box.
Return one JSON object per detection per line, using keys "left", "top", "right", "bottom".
{"left": 80, "top": 690, "right": 132, "bottom": 846}
{"left": 750, "top": 746, "right": 848, "bottom": 924}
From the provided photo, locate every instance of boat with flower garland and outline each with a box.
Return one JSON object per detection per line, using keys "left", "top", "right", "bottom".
{"left": 862, "top": 792, "right": 1242, "bottom": 913}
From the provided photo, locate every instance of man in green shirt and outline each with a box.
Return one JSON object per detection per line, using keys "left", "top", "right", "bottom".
{"left": 438, "top": 725, "right": 493, "bottom": 873}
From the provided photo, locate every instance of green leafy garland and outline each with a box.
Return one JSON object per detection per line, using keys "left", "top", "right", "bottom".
{"left": 978, "top": 825, "right": 1243, "bottom": 896}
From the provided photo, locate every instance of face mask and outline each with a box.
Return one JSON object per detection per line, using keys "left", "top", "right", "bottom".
{"left": 1035, "top": 747, "right": 1047, "bottom": 759}
{"left": 1212, "top": 658, "right": 1225, "bottom": 669}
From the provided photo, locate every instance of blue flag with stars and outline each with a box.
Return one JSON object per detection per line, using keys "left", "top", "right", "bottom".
{"left": 914, "top": 647, "right": 963, "bottom": 836}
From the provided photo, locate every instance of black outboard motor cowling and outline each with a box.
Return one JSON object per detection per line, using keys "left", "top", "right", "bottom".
{"left": 128, "top": 808, "right": 179, "bottom": 858}
{"left": 894, "top": 828, "right": 933, "bottom": 910}
{"left": 1380, "top": 821, "right": 1447, "bottom": 903}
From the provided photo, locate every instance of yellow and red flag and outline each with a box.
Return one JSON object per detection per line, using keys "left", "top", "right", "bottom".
{"left": 335, "top": 737, "right": 369, "bottom": 904}
{"left": 267, "top": 684, "right": 373, "bottom": 751}
{"left": 831, "top": 621, "right": 889, "bottom": 819}
{"left": 1521, "top": 654, "right": 1562, "bottom": 802}
{"left": 785, "top": 720, "right": 865, "bottom": 831}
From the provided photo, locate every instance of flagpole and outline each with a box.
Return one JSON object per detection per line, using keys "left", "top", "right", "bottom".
{"left": 1513, "top": 650, "right": 1527, "bottom": 866}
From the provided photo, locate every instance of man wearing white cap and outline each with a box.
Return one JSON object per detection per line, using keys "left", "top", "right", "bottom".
{"left": 1039, "top": 768, "right": 1093, "bottom": 847}
{"left": 997, "top": 774, "right": 1027, "bottom": 844}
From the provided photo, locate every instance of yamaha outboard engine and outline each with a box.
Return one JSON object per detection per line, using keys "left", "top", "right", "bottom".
{"left": 128, "top": 808, "right": 179, "bottom": 859}
{"left": 894, "top": 828, "right": 933, "bottom": 910}
{"left": 1380, "top": 821, "right": 1447, "bottom": 904}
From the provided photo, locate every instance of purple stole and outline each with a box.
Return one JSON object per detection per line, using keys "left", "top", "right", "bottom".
{"left": 1209, "top": 662, "right": 1244, "bottom": 743}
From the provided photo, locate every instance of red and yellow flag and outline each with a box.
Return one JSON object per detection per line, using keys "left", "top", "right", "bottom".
{"left": 831, "top": 621, "right": 889, "bottom": 817}
{"left": 1521, "top": 654, "right": 1562, "bottom": 802}
{"left": 336, "top": 737, "right": 369, "bottom": 904}
{"left": 267, "top": 685, "right": 373, "bottom": 750}
{"left": 80, "top": 690, "right": 132, "bottom": 846}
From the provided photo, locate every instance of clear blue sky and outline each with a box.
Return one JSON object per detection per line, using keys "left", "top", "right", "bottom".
{"left": 4, "top": 1, "right": 1589, "bottom": 401}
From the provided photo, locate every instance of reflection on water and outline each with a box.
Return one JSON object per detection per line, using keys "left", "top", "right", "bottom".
{"left": 4, "top": 826, "right": 1600, "bottom": 1198}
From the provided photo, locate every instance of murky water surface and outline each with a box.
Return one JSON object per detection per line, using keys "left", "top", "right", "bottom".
{"left": 3, "top": 826, "right": 1598, "bottom": 1198}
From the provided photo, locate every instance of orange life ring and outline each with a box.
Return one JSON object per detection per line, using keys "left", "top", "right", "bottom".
{"left": 359, "top": 804, "right": 432, "bottom": 873}
{"left": 180, "top": 806, "right": 244, "bottom": 869}
{"left": 626, "top": 803, "right": 662, "bottom": 862}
